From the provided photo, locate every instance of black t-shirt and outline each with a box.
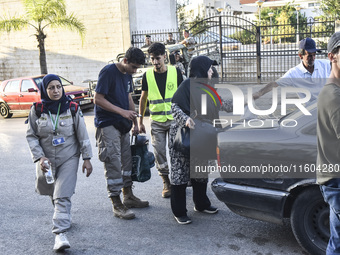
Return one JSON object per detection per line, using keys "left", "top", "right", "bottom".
{"left": 94, "top": 64, "right": 133, "bottom": 128}
{"left": 142, "top": 67, "right": 183, "bottom": 99}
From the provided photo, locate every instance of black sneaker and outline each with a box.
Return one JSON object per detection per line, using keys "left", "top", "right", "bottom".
{"left": 194, "top": 206, "right": 218, "bottom": 214}
{"left": 174, "top": 215, "right": 192, "bottom": 225}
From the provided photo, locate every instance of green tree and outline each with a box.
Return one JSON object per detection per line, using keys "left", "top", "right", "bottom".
{"left": 176, "top": 3, "right": 187, "bottom": 36}
{"left": 256, "top": 5, "right": 307, "bottom": 26}
{"left": 176, "top": 2, "right": 207, "bottom": 38}
{"left": 255, "top": 4, "right": 307, "bottom": 43}
{"left": 320, "top": 0, "right": 340, "bottom": 19}
{"left": 276, "top": 11, "right": 296, "bottom": 43}
{"left": 230, "top": 29, "right": 256, "bottom": 45}
{"left": 0, "top": 0, "right": 86, "bottom": 74}
{"left": 188, "top": 15, "right": 208, "bottom": 36}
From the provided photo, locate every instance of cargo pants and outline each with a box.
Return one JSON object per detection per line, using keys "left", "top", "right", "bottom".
{"left": 96, "top": 125, "right": 133, "bottom": 197}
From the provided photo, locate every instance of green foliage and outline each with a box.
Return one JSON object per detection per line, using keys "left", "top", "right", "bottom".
{"left": 188, "top": 15, "right": 208, "bottom": 36}
{"left": 230, "top": 29, "right": 256, "bottom": 44}
{"left": 320, "top": 0, "right": 340, "bottom": 19}
{"left": 276, "top": 11, "right": 296, "bottom": 43}
{"left": 176, "top": 3, "right": 186, "bottom": 37}
{"left": 255, "top": 4, "right": 307, "bottom": 26}
{"left": 176, "top": 3, "right": 207, "bottom": 37}
{"left": 252, "top": 2, "right": 311, "bottom": 44}
{"left": 0, "top": 15, "right": 28, "bottom": 32}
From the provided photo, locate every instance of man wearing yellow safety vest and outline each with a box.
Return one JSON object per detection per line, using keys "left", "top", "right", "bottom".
{"left": 139, "top": 43, "right": 184, "bottom": 198}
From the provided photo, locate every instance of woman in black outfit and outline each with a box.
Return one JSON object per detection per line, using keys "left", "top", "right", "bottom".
{"left": 169, "top": 56, "right": 233, "bottom": 224}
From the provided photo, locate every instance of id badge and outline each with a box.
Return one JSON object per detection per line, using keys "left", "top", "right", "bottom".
{"left": 52, "top": 136, "right": 66, "bottom": 146}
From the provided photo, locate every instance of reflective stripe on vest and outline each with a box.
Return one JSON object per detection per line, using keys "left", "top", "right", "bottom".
{"left": 146, "top": 65, "right": 177, "bottom": 122}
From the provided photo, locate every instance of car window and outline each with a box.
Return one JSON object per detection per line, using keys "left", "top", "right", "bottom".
{"left": 33, "top": 77, "right": 43, "bottom": 89}
{"left": 59, "top": 77, "right": 72, "bottom": 86}
{"left": 4, "top": 80, "right": 20, "bottom": 92}
{"left": 21, "top": 80, "right": 35, "bottom": 92}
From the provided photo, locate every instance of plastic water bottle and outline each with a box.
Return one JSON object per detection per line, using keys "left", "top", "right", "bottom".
{"left": 44, "top": 160, "right": 54, "bottom": 184}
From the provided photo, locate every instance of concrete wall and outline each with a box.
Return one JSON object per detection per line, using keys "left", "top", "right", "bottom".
{"left": 0, "top": 0, "right": 131, "bottom": 86}
{"left": 129, "top": 0, "right": 177, "bottom": 32}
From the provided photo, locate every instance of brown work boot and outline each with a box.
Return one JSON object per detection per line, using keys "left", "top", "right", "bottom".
{"left": 161, "top": 175, "right": 171, "bottom": 198}
{"left": 122, "top": 186, "right": 149, "bottom": 208}
{"left": 110, "top": 196, "right": 135, "bottom": 220}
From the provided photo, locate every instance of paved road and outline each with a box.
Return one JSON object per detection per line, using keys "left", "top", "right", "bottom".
{"left": 0, "top": 109, "right": 306, "bottom": 255}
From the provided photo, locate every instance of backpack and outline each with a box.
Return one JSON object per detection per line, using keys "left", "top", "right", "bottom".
{"left": 131, "top": 135, "right": 155, "bottom": 182}
{"left": 34, "top": 101, "right": 78, "bottom": 118}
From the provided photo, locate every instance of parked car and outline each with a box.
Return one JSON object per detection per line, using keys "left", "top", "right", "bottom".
{"left": 0, "top": 75, "right": 93, "bottom": 118}
{"left": 211, "top": 101, "right": 329, "bottom": 255}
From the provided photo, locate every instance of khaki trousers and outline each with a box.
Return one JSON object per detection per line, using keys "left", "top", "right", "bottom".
{"left": 96, "top": 125, "right": 133, "bottom": 197}
{"left": 150, "top": 119, "right": 173, "bottom": 176}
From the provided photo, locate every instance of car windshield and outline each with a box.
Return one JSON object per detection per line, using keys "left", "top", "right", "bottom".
{"left": 59, "top": 76, "right": 72, "bottom": 86}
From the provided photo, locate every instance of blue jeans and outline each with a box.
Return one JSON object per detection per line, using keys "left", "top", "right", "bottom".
{"left": 321, "top": 179, "right": 340, "bottom": 255}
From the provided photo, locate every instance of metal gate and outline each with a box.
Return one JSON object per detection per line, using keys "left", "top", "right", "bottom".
{"left": 189, "top": 15, "right": 335, "bottom": 83}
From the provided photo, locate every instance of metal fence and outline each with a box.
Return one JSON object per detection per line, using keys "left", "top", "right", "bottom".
{"left": 131, "top": 15, "right": 335, "bottom": 83}
{"left": 131, "top": 29, "right": 181, "bottom": 49}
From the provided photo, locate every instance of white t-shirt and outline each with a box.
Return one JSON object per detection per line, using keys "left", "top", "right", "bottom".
{"left": 276, "top": 59, "right": 331, "bottom": 100}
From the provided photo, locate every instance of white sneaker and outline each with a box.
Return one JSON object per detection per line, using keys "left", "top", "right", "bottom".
{"left": 53, "top": 232, "right": 70, "bottom": 251}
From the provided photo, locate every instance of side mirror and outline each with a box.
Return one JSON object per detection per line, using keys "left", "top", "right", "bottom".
{"left": 28, "top": 88, "right": 38, "bottom": 93}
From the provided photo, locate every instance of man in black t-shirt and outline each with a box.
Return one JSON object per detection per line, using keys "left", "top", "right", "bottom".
{"left": 94, "top": 47, "right": 149, "bottom": 220}
{"left": 139, "top": 43, "right": 183, "bottom": 198}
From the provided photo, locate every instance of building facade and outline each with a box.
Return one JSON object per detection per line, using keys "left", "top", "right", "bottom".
{"left": 0, "top": 0, "right": 177, "bottom": 85}
{"left": 240, "top": 0, "right": 323, "bottom": 18}
{"left": 129, "top": 0, "right": 177, "bottom": 32}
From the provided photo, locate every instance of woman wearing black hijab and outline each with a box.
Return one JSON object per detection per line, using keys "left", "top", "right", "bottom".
{"left": 26, "top": 74, "right": 93, "bottom": 251}
{"left": 169, "top": 56, "right": 233, "bottom": 224}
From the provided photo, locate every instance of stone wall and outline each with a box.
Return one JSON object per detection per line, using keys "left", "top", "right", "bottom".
{"left": 0, "top": 0, "right": 131, "bottom": 86}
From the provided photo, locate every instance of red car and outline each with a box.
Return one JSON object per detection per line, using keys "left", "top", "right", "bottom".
{"left": 0, "top": 75, "right": 93, "bottom": 118}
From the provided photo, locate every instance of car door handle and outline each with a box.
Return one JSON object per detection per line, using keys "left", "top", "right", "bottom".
{"left": 19, "top": 94, "right": 23, "bottom": 97}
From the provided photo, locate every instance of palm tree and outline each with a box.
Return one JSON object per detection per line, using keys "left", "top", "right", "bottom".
{"left": 0, "top": 0, "right": 86, "bottom": 74}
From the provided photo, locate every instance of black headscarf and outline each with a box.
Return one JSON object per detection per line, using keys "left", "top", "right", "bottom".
{"left": 39, "top": 74, "right": 70, "bottom": 114}
{"left": 172, "top": 56, "right": 220, "bottom": 121}
{"left": 189, "top": 55, "right": 215, "bottom": 78}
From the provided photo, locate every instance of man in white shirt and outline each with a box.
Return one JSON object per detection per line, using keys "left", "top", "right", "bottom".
{"left": 253, "top": 38, "right": 331, "bottom": 101}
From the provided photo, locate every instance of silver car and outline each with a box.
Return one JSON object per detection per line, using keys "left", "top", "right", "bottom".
{"left": 212, "top": 101, "right": 329, "bottom": 255}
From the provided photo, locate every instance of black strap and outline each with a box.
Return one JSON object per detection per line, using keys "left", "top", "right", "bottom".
{"left": 35, "top": 102, "right": 43, "bottom": 118}
{"left": 35, "top": 101, "right": 78, "bottom": 118}
{"left": 69, "top": 102, "right": 78, "bottom": 117}
{"left": 26, "top": 101, "right": 78, "bottom": 124}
